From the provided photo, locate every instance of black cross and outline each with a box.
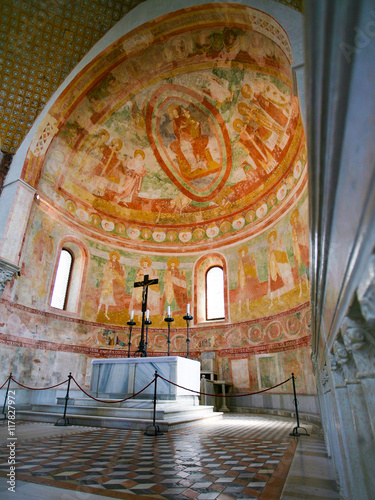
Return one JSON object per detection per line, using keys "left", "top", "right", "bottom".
{"left": 133, "top": 274, "right": 158, "bottom": 356}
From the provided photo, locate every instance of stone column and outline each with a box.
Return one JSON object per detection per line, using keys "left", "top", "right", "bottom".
{"left": 313, "top": 354, "right": 331, "bottom": 457}
{"left": 320, "top": 362, "right": 349, "bottom": 499}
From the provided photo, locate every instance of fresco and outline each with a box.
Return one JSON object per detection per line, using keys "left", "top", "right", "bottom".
{"left": 225, "top": 195, "right": 310, "bottom": 321}
{"left": 258, "top": 355, "right": 279, "bottom": 388}
{"left": 0, "top": 4, "right": 313, "bottom": 397}
{"left": 97, "top": 251, "right": 127, "bottom": 320}
{"left": 0, "top": 198, "right": 312, "bottom": 389}
{"left": 5, "top": 188, "right": 308, "bottom": 324}
{"left": 23, "top": 4, "right": 307, "bottom": 252}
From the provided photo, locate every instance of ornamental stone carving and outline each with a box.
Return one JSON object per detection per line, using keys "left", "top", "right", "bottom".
{"left": 321, "top": 363, "right": 329, "bottom": 389}
{"left": 329, "top": 351, "right": 346, "bottom": 387}
{"left": 333, "top": 338, "right": 349, "bottom": 365}
{"left": 333, "top": 336, "right": 358, "bottom": 384}
{"left": 341, "top": 317, "right": 375, "bottom": 379}
{"left": 329, "top": 352, "right": 338, "bottom": 371}
{"left": 310, "top": 352, "right": 318, "bottom": 375}
{"left": 0, "top": 258, "right": 19, "bottom": 297}
{"left": 357, "top": 253, "right": 375, "bottom": 329}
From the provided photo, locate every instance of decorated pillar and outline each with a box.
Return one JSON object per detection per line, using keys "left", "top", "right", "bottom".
{"left": 320, "top": 363, "right": 348, "bottom": 499}
{"left": 329, "top": 350, "right": 366, "bottom": 499}
{"left": 333, "top": 336, "right": 375, "bottom": 497}
{"left": 341, "top": 317, "right": 375, "bottom": 435}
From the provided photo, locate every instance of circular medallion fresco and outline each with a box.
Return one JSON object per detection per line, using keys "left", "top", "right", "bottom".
{"left": 28, "top": 4, "right": 307, "bottom": 252}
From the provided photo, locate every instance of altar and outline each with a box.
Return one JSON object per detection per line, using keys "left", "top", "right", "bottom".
{"left": 90, "top": 356, "right": 201, "bottom": 403}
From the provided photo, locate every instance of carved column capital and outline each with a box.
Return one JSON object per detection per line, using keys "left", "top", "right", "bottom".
{"left": 0, "top": 258, "right": 19, "bottom": 297}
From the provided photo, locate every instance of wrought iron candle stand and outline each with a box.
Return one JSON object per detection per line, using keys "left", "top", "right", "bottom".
{"left": 127, "top": 320, "right": 136, "bottom": 358}
{"left": 164, "top": 315, "right": 174, "bottom": 356}
{"left": 144, "top": 318, "right": 152, "bottom": 357}
{"left": 183, "top": 314, "right": 193, "bottom": 358}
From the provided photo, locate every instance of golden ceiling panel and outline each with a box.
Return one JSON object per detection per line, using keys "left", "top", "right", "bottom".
{"left": 0, "top": 0, "right": 302, "bottom": 155}
{"left": 0, "top": 0, "right": 147, "bottom": 153}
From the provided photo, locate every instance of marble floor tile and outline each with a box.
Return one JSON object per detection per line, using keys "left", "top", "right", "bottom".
{"left": 0, "top": 416, "right": 339, "bottom": 499}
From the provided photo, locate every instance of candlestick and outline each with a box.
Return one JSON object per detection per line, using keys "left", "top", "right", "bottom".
{"left": 145, "top": 318, "right": 152, "bottom": 357}
{"left": 183, "top": 312, "right": 193, "bottom": 358}
{"left": 127, "top": 319, "right": 136, "bottom": 358}
{"left": 164, "top": 313, "right": 174, "bottom": 356}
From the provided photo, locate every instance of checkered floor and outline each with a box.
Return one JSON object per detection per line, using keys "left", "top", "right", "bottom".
{"left": 0, "top": 416, "right": 298, "bottom": 499}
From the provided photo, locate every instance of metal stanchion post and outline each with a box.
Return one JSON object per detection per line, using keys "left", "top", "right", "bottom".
{"left": 145, "top": 371, "right": 162, "bottom": 436}
{"left": 289, "top": 372, "right": 309, "bottom": 436}
{"left": 145, "top": 319, "right": 152, "bottom": 357}
{"left": 55, "top": 372, "right": 72, "bottom": 426}
{"left": 127, "top": 320, "right": 136, "bottom": 358}
{"left": 1, "top": 373, "right": 12, "bottom": 420}
{"left": 164, "top": 316, "right": 174, "bottom": 356}
{"left": 183, "top": 314, "right": 193, "bottom": 358}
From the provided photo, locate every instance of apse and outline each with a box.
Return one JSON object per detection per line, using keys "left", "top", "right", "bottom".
{"left": 0, "top": 2, "right": 315, "bottom": 407}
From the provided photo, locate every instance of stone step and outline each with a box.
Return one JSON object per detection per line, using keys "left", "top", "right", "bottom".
{"left": 17, "top": 408, "right": 223, "bottom": 431}
{"left": 28, "top": 403, "right": 216, "bottom": 420}
{"left": 56, "top": 397, "right": 201, "bottom": 409}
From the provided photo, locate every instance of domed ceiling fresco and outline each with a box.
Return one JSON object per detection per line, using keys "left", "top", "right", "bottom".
{"left": 24, "top": 4, "right": 306, "bottom": 253}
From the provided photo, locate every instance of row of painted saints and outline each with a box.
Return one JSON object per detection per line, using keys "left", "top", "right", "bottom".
{"left": 94, "top": 208, "right": 308, "bottom": 321}
{"left": 21, "top": 204, "right": 308, "bottom": 315}
{"left": 97, "top": 256, "right": 187, "bottom": 321}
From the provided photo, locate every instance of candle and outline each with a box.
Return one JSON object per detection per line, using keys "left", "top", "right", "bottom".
{"left": 167, "top": 306, "right": 171, "bottom": 317}
{"left": 187, "top": 303, "right": 190, "bottom": 315}
{"left": 146, "top": 309, "right": 149, "bottom": 321}
{"left": 130, "top": 310, "right": 134, "bottom": 320}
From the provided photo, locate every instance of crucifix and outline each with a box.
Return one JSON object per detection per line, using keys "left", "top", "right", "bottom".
{"left": 133, "top": 273, "right": 158, "bottom": 356}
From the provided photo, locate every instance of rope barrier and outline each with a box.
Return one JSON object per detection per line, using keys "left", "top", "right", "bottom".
{"left": 0, "top": 377, "right": 10, "bottom": 390}
{"left": 71, "top": 375, "right": 156, "bottom": 404}
{"left": 158, "top": 374, "right": 292, "bottom": 398}
{"left": 10, "top": 376, "right": 69, "bottom": 391}
{"left": 1, "top": 369, "right": 306, "bottom": 437}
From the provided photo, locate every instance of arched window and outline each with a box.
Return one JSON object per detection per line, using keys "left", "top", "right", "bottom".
{"left": 50, "top": 249, "right": 73, "bottom": 310}
{"left": 49, "top": 240, "right": 87, "bottom": 314}
{"left": 194, "top": 253, "right": 228, "bottom": 323}
{"left": 206, "top": 266, "right": 225, "bottom": 320}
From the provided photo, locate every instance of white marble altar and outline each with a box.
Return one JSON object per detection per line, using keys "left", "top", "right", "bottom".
{"left": 90, "top": 356, "right": 201, "bottom": 402}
